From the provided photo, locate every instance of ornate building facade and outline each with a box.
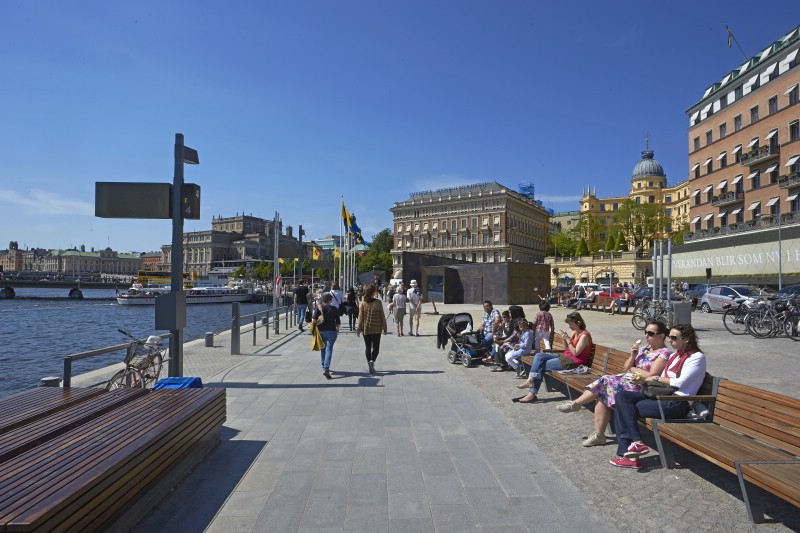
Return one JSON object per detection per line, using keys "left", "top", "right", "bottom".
{"left": 390, "top": 182, "right": 550, "bottom": 279}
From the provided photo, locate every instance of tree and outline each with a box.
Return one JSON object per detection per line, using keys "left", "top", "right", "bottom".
{"left": 357, "top": 229, "right": 393, "bottom": 278}
{"left": 604, "top": 234, "right": 616, "bottom": 253}
{"left": 548, "top": 231, "right": 579, "bottom": 256}
{"left": 575, "top": 237, "right": 590, "bottom": 256}
{"left": 254, "top": 261, "right": 272, "bottom": 280}
{"left": 231, "top": 266, "right": 250, "bottom": 279}
{"left": 612, "top": 200, "right": 667, "bottom": 250}
{"left": 615, "top": 231, "right": 628, "bottom": 251}
{"left": 670, "top": 223, "right": 691, "bottom": 245}
{"left": 574, "top": 213, "right": 605, "bottom": 253}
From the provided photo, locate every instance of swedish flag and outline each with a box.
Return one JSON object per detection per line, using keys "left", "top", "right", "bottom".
{"left": 726, "top": 25, "right": 733, "bottom": 47}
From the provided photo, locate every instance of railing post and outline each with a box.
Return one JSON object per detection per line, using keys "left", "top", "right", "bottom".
{"left": 274, "top": 306, "right": 280, "bottom": 334}
{"left": 253, "top": 316, "right": 257, "bottom": 346}
{"left": 63, "top": 357, "right": 72, "bottom": 389}
{"left": 285, "top": 306, "right": 289, "bottom": 331}
{"left": 264, "top": 311, "right": 270, "bottom": 339}
{"left": 231, "top": 302, "right": 241, "bottom": 355}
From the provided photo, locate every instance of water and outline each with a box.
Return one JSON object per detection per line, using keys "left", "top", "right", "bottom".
{"left": 0, "top": 287, "right": 279, "bottom": 397}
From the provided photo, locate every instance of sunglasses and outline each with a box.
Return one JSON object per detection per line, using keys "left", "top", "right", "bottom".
{"left": 668, "top": 335, "right": 682, "bottom": 341}
{"left": 644, "top": 331, "right": 659, "bottom": 336}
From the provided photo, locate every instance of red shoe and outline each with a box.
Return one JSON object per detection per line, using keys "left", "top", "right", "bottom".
{"left": 610, "top": 456, "right": 641, "bottom": 469}
{"left": 624, "top": 441, "right": 650, "bottom": 458}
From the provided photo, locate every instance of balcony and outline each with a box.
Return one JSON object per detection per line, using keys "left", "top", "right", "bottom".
{"left": 739, "top": 145, "right": 780, "bottom": 166}
{"left": 684, "top": 211, "right": 800, "bottom": 242}
{"left": 711, "top": 190, "right": 744, "bottom": 207}
{"left": 778, "top": 173, "right": 800, "bottom": 189}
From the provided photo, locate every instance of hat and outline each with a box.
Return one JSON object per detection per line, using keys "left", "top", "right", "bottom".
{"left": 145, "top": 335, "right": 162, "bottom": 347}
{"left": 410, "top": 280, "right": 418, "bottom": 286}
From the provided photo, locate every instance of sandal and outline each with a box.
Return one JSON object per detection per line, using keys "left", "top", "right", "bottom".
{"left": 516, "top": 380, "right": 532, "bottom": 390}
{"left": 516, "top": 394, "right": 538, "bottom": 403}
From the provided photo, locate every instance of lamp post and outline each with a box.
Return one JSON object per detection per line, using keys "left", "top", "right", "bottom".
{"left": 598, "top": 249, "right": 613, "bottom": 289}
{"left": 757, "top": 206, "right": 782, "bottom": 290}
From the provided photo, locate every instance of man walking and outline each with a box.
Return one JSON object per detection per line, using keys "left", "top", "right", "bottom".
{"left": 406, "top": 280, "right": 422, "bottom": 336}
{"left": 294, "top": 280, "right": 309, "bottom": 332}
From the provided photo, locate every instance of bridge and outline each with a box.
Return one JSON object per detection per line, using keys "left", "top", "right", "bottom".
{"left": 0, "top": 280, "right": 124, "bottom": 299}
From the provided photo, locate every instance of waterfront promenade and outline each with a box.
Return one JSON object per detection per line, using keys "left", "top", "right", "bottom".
{"left": 125, "top": 304, "right": 798, "bottom": 532}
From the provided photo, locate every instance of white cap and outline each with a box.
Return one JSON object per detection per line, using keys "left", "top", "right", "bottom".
{"left": 410, "top": 280, "right": 418, "bottom": 286}
{"left": 145, "top": 335, "right": 162, "bottom": 347}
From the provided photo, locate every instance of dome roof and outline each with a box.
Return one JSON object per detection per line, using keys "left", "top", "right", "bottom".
{"left": 631, "top": 150, "right": 665, "bottom": 180}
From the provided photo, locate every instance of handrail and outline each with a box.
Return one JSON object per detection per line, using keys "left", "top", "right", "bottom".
{"left": 230, "top": 303, "right": 293, "bottom": 355}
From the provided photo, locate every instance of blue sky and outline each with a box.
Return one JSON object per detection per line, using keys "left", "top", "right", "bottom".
{"left": 1, "top": 1, "right": 798, "bottom": 252}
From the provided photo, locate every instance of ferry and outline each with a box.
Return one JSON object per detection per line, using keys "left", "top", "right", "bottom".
{"left": 116, "top": 283, "right": 254, "bottom": 305}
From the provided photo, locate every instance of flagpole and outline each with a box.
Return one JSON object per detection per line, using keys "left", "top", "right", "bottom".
{"left": 725, "top": 23, "right": 748, "bottom": 60}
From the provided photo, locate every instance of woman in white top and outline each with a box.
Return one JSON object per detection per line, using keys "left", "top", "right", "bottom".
{"left": 391, "top": 286, "right": 407, "bottom": 336}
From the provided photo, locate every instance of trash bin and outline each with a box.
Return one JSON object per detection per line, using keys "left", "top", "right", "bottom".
{"left": 672, "top": 301, "right": 692, "bottom": 326}
{"left": 204, "top": 332, "right": 214, "bottom": 347}
{"left": 153, "top": 377, "right": 203, "bottom": 389}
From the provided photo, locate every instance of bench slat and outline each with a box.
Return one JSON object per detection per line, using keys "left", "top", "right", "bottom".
{"left": 739, "top": 463, "right": 800, "bottom": 508}
{"left": 0, "top": 388, "right": 104, "bottom": 436}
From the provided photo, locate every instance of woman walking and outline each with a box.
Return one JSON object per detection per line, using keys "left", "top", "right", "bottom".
{"left": 345, "top": 286, "right": 358, "bottom": 331}
{"left": 391, "top": 284, "right": 407, "bottom": 336}
{"left": 312, "top": 293, "right": 341, "bottom": 380}
{"left": 356, "top": 284, "right": 388, "bottom": 374}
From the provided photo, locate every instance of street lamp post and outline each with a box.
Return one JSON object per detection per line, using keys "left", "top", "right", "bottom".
{"left": 598, "top": 249, "right": 613, "bottom": 289}
{"left": 757, "top": 206, "right": 782, "bottom": 290}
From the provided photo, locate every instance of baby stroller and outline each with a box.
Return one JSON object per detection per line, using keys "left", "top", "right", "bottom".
{"left": 437, "top": 312, "right": 488, "bottom": 367}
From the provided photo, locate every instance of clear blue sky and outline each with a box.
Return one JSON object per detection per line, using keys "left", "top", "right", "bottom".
{"left": 1, "top": 1, "right": 797, "bottom": 252}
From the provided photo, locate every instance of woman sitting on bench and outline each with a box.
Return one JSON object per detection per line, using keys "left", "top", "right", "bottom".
{"left": 608, "top": 285, "right": 629, "bottom": 315}
{"left": 610, "top": 323, "right": 707, "bottom": 469}
{"left": 554, "top": 321, "right": 670, "bottom": 447}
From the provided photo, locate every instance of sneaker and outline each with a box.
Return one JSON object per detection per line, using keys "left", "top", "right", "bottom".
{"left": 582, "top": 431, "right": 607, "bottom": 447}
{"left": 323, "top": 371, "right": 332, "bottom": 380}
{"left": 624, "top": 441, "right": 650, "bottom": 458}
{"left": 557, "top": 401, "right": 582, "bottom": 413}
{"left": 490, "top": 365, "right": 505, "bottom": 372}
{"left": 610, "top": 456, "right": 641, "bottom": 469}
{"left": 368, "top": 361, "right": 375, "bottom": 374}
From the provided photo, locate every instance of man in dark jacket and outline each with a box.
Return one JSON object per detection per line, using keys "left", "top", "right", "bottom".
{"left": 294, "top": 280, "right": 309, "bottom": 332}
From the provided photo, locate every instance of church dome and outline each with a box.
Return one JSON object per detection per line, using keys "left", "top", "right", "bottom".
{"left": 631, "top": 150, "right": 665, "bottom": 180}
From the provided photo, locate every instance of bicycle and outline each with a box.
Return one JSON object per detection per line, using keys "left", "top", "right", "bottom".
{"left": 721, "top": 298, "right": 755, "bottom": 335}
{"left": 106, "top": 329, "right": 165, "bottom": 390}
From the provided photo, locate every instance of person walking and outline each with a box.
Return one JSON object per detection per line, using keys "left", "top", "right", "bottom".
{"left": 391, "top": 285, "right": 407, "bottom": 336}
{"left": 356, "top": 284, "right": 388, "bottom": 374}
{"left": 345, "top": 286, "right": 358, "bottom": 331}
{"left": 406, "top": 280, "right": 422, "bottom": 336}
{"left": 293, "top": 280, "right": 310, "bottom": 332}
{"left": 312, "top": 293, "right": 341, "bottom": 379}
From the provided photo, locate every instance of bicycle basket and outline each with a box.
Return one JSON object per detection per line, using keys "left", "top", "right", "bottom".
{"left": 126, "top": 342, "right": 153, "bottom": 369}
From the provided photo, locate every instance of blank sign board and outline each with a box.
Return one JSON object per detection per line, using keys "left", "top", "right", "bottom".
{"left": 95, "top": 182, "right": 172, "bottom": 219}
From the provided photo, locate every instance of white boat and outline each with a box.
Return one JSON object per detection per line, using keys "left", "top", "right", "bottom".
{"left": 116, "top": 283, "right": 254, "bottom": 305}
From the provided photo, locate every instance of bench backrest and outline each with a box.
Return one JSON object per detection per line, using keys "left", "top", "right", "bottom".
{"left": 604, "top": 348, "right": 630, "bottom": 375}
{"left": 711, "top": 380, "right": 800, "bottom": 457}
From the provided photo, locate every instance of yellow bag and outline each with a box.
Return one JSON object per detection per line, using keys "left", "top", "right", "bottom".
{"left": 310, "top": 322, "right": 324, "bottom": 351}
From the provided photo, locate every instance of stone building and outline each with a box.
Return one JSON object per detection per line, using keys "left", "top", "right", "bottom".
{"left": 389, "top": 181, "right": 550, "bottom": 280}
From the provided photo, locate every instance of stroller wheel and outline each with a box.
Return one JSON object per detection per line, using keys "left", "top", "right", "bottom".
{"left": 447, "top": 350, "right": 458, "bottom": 364}
{"left": 462, "top": 353, "right": 472, "bottom": 367}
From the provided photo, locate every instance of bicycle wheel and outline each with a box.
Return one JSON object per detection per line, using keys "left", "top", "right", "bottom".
{"left": 784, "top": 314, "right": 800, "bottom": 341}
{"left": 745, "top": 312, "right": 775, "bottom": 338}
{"left": 143, "top": 352, "right": 164, "bottom": 386}
{"left": 631, "top": 311, "right": 646, "bottom": 330}
{"left": 723, "top": 308, "right": 747, "bottom": 335}
{"left": 106, "top": 367, "right": 146, "bottom": 390}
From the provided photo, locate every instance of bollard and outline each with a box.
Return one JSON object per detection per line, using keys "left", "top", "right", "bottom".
{"left": 253, "top": 316, "right": 257, "bottom": 346}
{"left": 41, "top": 376, "right": 61, "bottom": 387}
{"left": 274, "top": 308, "right": 280, "bottom": 334}
{"left": 263, "top": 313, "right": 270, "bottom": 339}
{"left": 231, "top": 302, "right": 241, "bottom": 355}
{"left": 205, "top": 332, "right": 214, "bottom": 347}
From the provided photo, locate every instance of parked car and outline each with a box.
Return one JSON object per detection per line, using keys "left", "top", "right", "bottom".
{"left": 597, "top": 285, "right": 632, "bottom": 299}
{"left": 629, "top": 286, "right": 683, "bottom": 307}
{"left": 775, "top": 284, "right": 800, "bottom": 298}
{"left": 698, "top": 286, "right": 762, "bottom": 313}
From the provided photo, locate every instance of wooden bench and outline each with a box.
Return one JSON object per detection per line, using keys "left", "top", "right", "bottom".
{"left": 0, "top": 387, "right": 105, "bottom": 435}
{"left": 0, "top": 387, "right": 226, "bottom": 531}
{"left": 651, "top": 380, "right": 800, "bottom": 523}
{"left": 584, "top": 296, "right": 611, "bottom": 312}
{"left": 519, "top": 338, "right": 600, "bottom": 394}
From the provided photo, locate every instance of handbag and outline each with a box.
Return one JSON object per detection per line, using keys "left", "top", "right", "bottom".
{"left": 310, "top": 322, "right": 324, "bottom": 351}
{"left": 641, "top": 380, "right": 678, "bottom": 399}
{"left": 305, "top": 304, "right": 312, "bottom": 323}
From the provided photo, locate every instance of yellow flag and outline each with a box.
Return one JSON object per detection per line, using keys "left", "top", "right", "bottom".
{"left": 313, "top": 246, "right": 320, "bottom": 260}
{"left": 334, "top": 245, "right": 340, "bottom": 259}
{"left": 279, "top": 258, "right": 284, "bottom": 264}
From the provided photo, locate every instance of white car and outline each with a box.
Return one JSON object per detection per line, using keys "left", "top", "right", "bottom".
{"left": 698, "top": 286, "right": 759, "bottom": 313}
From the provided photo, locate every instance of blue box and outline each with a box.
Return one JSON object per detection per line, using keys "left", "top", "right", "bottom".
{"left": 153, "top": 377, "right": 203, "bottom": 389}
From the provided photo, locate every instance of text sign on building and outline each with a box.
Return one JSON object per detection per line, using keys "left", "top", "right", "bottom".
{"left": 95, "top": 182, "right": 201, "bottom": 219}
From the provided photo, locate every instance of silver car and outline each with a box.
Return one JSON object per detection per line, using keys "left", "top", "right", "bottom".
{"left": 699, "top": 286, "right": 759, "bottom": 313}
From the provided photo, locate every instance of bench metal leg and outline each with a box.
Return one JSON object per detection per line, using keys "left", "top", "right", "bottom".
{"left": 651, "top": 421, "right": 677, "bottom": 469}
{"left": 735, "top": 462, "right": 766, "bottom": 524}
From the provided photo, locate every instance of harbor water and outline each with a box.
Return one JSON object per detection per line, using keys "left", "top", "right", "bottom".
{"left": 0, "top": 287, "right": 280, "bottom": 397}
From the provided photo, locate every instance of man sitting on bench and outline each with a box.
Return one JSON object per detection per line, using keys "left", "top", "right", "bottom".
{"left": 575, "top": 288, "right": 596, "bottom": 310}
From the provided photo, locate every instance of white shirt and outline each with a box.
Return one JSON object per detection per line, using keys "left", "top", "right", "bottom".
{"left": 407, "top": 287, "right": 421, "bottom": 309}
{"left": 330, "top": 289, "right": 344, "bottom": 309}
{"left": 667, "top": 351, "right": 707, "bottom": 396}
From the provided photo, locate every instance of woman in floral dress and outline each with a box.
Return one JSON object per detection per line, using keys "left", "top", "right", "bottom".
{"left": 554, "top": 321, "right": 671, "bottom": 447}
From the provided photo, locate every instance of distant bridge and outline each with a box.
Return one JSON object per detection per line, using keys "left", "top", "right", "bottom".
{"left": 0, "top": 280, "right": 124, "bottom": 299}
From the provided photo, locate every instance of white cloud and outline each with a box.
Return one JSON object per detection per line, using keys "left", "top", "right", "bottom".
{"left": 0, "top": 189, "right": 94, "bottom": 215}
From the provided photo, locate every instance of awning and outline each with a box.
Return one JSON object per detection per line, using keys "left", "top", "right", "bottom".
{"left": 691, "top": 189, "right": 701, "bottom": 197}
{"left": 690, "top": 110, "right": 700, "bottom": 124}
{"left": 691, "top": 163, "right": 700, "bottom": 172}
{"left": 716, "top": 180, "right": 728, "bottom": 190}
{"left": 784, "top": 83, "right": 799, "bottom": 95}
{"left": 691, "top": 216, "right": 701, "bottom": 224}
{"left": 766, "top": 129, "right": 778, "bottom": 140}
{"left": 780, "top": 50, "right": 799, "bottom": 75}
{"left": 766, "top": 197, "right": 780, "bottom": 207}
{"left": 786, "top": 155, "right": 800, "bottom": 167}
{"left": 743, "top": 74, "right": 759, "bottom": 94}
{"left": 748, "top": 171, "right": 759, "bottom": 179}
{"left": 730, "top": 208, "right": 742, "bottom": 215}
{"left": 717, "top": 152, "right": 727, "bottom": 160}
{"left": 717, "top": 211, "right": 727, "bottom": 218}
{"left": 787, "top": 193, "right": 799, "bottom": 202}
{"left": 738, "top": 60, "right": 750, "bottom": 75}
{"left": 704, "top": 157, "right": 713, "bottom": 166}
{"left": 731, "top": 175, "right": 743, "bottom": 184}
{"left": 759, "top": 46, "right": 772, "bottom": 62}
{"left": 721, "top": 73, "right": 731, "bottom": 86}
{"left": 703, "top": 185, "right": 713, "bottom": 193}
{"left": 732, "top": 145, "right": 742, "bottom": 155}
{"left": 748, "top": 138, "right": 759, "bottom": 148}
{"left": 760, "top": 63, "right": 777, "bottom": 84}
{"left": 748, "top": 201, "right": 761, "bottom": 211}
{"left": 765, "top": 164, "right": 778, "bottom": 174}
{"left": 703, "top": 213, "right": 714, "bottom": 221}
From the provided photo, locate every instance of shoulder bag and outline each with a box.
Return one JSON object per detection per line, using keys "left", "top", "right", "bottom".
{"left": 641, "top": 380, "right": 678, "bottom": 399}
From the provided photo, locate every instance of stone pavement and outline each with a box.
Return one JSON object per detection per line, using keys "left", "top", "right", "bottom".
{"left": 131, "top": 303, "right": 799, "bottom": 532}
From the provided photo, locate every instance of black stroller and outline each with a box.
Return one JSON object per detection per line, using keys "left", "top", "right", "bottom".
{"left": 437, "top": 312, "right": 488, "bottom": 367}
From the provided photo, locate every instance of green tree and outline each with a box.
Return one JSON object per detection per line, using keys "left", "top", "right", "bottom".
{"left": 357, "top": 229, "right": 393, "bottom": 278}
{"left": 612, "top": 200, "right": 667, "bottom": 250}
{"left": 231, "top": 266, "right": 250, "bottom": 279}
{"left": 615, "top": 231, "right": 628, "bottom": 251}
{"left": 548, "top": 231, "right": 579, "bottom": 256}
{"left": 604, "top": 234, "right": 616, "bottom": 253}
{"left": 576, "top": 237, "right": 590, "bottom": 256}
{"left": 575, "top": 213, "right": 605, "bottom": 253}
{"left": 254, "top": 261, "right": 272, "bottom": 280}
{"left": 670, "top": 223, "right": 691, "bottom": 245}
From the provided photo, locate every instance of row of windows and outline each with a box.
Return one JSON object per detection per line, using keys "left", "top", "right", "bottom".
{"left": 694, "top": 197, "right": 799, "bottom": 232}
{"left": 396, "top": 233, "right": 502, "bottom": 249}
{"left": 395, "top": 200, "right": 504, "bottom": 220}
{"left": 397, "top": 215, "right": 502, "bottom": 234}
{"left": 693, "top": 86, "right": 799, "bottom": 150}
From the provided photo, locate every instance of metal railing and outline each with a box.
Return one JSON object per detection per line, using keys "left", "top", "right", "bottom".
{"left": 229, "top": 303, "right": 293, "bottom": 355}
{"left": 684, "top": 211, "right": 800, "bottom": 242}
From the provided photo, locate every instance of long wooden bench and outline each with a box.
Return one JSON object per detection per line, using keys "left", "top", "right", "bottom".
{"left": 519, "top": 337, "right": 599, "bottom": 394}
{"left": 651, "top": 380, "right": 800, "bottom": 523}
{"left": 0, "top": 387, "right": 226, "bottom": 532}
{"left": 0, "top": 387, "right": 105, "bottom": 435}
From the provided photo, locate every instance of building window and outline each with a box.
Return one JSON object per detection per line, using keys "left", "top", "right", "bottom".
{"left": 720, "top": 93, "right": 728, "bottom": 109}
{"left": 790, "top": 85, "right": 799, "bottom": 105}
{"left": 706, "top": 159, "right": 713, "bottom": 174}
{"left": 770, "top": 131, "right": 779, "bottom": 151}
{"left": 648, "top": 195, "right": 655, "bottom": 203}
{"left": 461, "top": 218, "right": 466, "bottom": 229}
{"left": 665, "top": 207, "right": 672, "bottom": 216}
{"left": 461, "top": 236, "right": 467, "bottom": 246}
{"left": 422, "top": 238, "right": 428, "bottom": 247}
{"left": 706, "top": 130, "right": 713, "bottom": 145}
{"left": 751, "top": 171, "right": 761, "bottom": 189}
{"left": 493, "top": 215, "right": 500, "bottom": 225}
{"left": 719, "top": 123, "right": 727, "bottom": 139}
{"left": 493, "top": 233, "right": 500, "bottom": 243}
{"left": 482, "top": 216, "right": 488, "bottom": 226}
{"left": 769, "top": 96, "right": 778, "bottom": 115}
{"left": 613, "top": 202, "right": 618, "bottom": 210}
{"left": 790, "top": 120, "right": 800, "bottom": 142}
{"left": 472, "top": 218, "right": 478, "bottom": 229}
{"left": 599, "top": 204, "right": 605, "bottom": 212}
{"left": 432, "top": 221, "right": 437, "bottom": 230}
{"left": 451, "top": 236, "right": 457, "bottom": 246}
{"left": 735, "top": 85, "right": 743, "bottom": 99}
{"left": 694, "top": 165, "right": 700, "bottom": 179}
{"left": 693, "top": 137, "right": 700, "bottom": 151}
{"left": 734, "top": 114, "right": 742, "bottom": 131}
{"left": 482, "top": 234, "right": 488, "bottom": 244}
{"left": 413, "top": 238, "right": 419, "bottom": 248}
{"left": 706, "top": 217, "right": 714, "bottom": 231}
{"left": 451, "top": 219, "right": 456, "bottom": 230}
{"left": 769, "top": 166, "right": 779, "bottom": 184}
{"left": 750, "top": 105, "right": 759, "bottom": 123}
{"left": 471, "top": 235, "right": 477, "bottom": 245}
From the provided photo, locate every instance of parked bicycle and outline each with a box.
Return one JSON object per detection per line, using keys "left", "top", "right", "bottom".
{"left": 106, "top": 329, "right": 165, "bottom": 390}
{"left": 632, "top": 298, "right": 675, "bottom": 330}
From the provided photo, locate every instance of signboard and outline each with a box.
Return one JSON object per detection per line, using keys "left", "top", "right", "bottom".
{"left": 95, "top": 182, "right": 201, "bottom": 219}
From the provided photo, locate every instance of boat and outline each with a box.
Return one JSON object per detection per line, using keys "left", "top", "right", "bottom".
{"left": 116, "top": 283, "right": 254, "bottom": 305}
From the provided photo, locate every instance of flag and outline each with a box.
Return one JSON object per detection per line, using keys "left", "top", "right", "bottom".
{"left": 313, "top": 246, "right": 320, "bottom": 260}
{"left": 333, "top": 245, "right": 340, "bottom": 259}
{"left": 342, "top": 200, "right": 351, "bottom": 232}
{"left": 726, "top": 25, "right": 733, "bottom": 47}
{"left": 279, "top": 258, "right": 284, "bottom": 264}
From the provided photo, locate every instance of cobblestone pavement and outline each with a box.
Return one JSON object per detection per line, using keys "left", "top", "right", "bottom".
{"left": 132, "top": 303, "right": 799, "bottom": 532}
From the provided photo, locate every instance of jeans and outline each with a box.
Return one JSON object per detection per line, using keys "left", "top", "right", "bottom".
{"left": 613, "top": 390, "right": 690, "bottom": 457}
{"left": 297, "top": 304, "right": 307, "bottom": 327}
{"left": 320, "top": 330, "right": 337, "bottom": 372}
{"left": 528, "top": 352, "right": 564, "bottom": 394}
{"left": 575, "top": 298, "right": 593, "bottom": 310}
{"left": 363, "top": 333, "right": 382, "bottom": 362}
{"left": 480, "top": 332, "right": 495, "bottom": 358}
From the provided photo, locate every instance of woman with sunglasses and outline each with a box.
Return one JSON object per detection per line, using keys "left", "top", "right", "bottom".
{"left": 610, "top": 323, "right": 707, "bottom": 469}
{"left": 513, "top": 311, "right": 592, "bottom": 403}
{"left": 555, "top": 321, "right": 670, "bottom": 447}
